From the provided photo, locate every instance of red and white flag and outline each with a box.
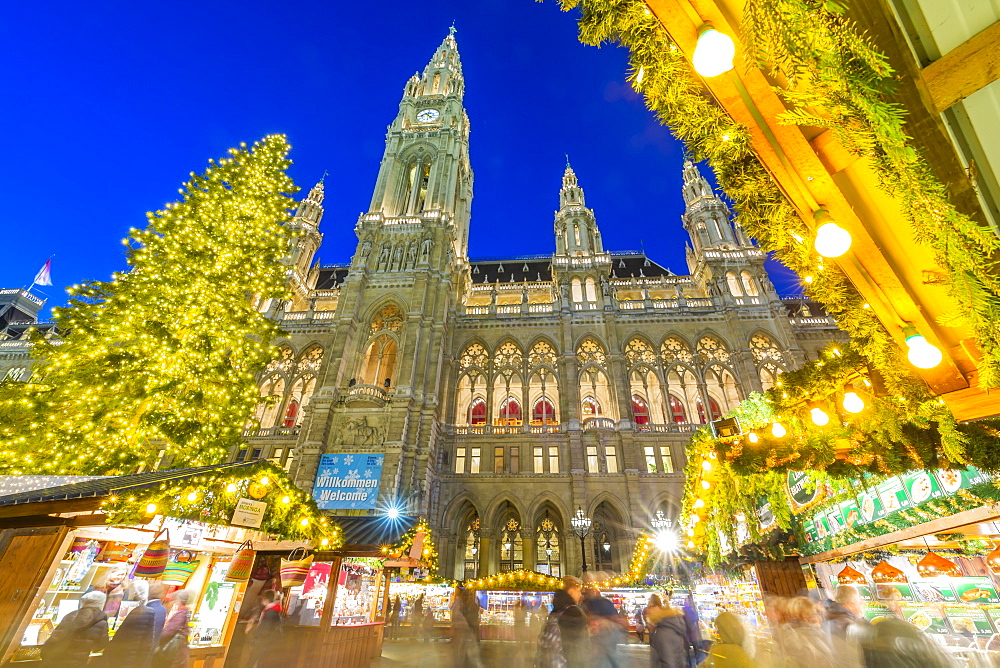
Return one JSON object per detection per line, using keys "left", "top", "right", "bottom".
{"left": 33, "top": 259, "right": 52, "bottom": 287}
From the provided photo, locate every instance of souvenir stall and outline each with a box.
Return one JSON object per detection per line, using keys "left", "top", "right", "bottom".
{"left": 384, "top": 581, "right": 455, "bottom": 631}
{"left": 0, "top": 462, "right": 337, "bottom": 667}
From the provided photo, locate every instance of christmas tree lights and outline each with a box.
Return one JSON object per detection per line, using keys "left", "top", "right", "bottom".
{"left": 0, "top": 135, "right": 297, "bottom": 475}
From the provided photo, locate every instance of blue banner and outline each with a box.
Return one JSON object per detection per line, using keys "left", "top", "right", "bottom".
{"left": 313, "top": 453, "right": 384, "bottom": 510}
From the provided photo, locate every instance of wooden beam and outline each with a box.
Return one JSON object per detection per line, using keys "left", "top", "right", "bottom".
{"left": 798, "top": 504, "right": 1000, "bottom": 564}
{"left": 923, "top": 20, "right": 1000, "bottom": 113}
{"left": 0, "top": 497, "right": 102, "bottom": 519}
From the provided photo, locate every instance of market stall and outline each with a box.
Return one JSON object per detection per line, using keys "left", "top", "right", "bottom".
{"left": 0, "top": 462, "right": 337, "bottom": 667}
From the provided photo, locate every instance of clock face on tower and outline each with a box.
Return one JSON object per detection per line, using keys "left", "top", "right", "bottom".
{"left": 416, "top": 108, "right": 440, "bottom": 123}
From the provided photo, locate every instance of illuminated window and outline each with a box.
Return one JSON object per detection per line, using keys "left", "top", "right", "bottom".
{"left": 459, "top": 343, "right": 488, "bottom": 370}
{"left": 455, "top": 447, "right": 466, "bottom": 473}
{"left": 464, "top": 516, "right": 480, "bottom": 580}
{"left": 470, "top": 448, "right": 481, "bottom": 474}
{"left": 605, "top": 446, "right": 618, "bottom": 473}
{"left": 669, "top": 395, "right": 687, "bottom": 423}
{"left": 534, "top": 446, "right": 544, "bottom": 473}
{"left": 660, "top": 446, "right": 673, "bottom": 473}
{"left": 494, "top": 447, "right": 504, "bottom": 473}
{"left": 632, "top": 395, "right": 649, "bottom": 425}
{"left": 536, "top": 517, "right": 560, "bottom": 576}
{"left": 661, "top": 337, "right": 694, "bottom": 364}
{"left": 696, "top": 397, "right": 723, "bottom": 423}
{"left": 586, "top": 446, "right": 599, "bottom": 472}
{"left": 624, "top": 338, "right": 657, "bottom": 366}
{"left": 469, "top": 398, "right": 486, "bottom": 425}
{"left": 582, "top": 396, "right": 601, "bottom": 417}
{"left": 496, "top": 397, "right": 522, "bottom": 426}
{"left": 548, "top": 446, "right": 559, "bottom": 474}
{"left": 644, "top": 446, "right": 657, "bottom": 473}
{"left": 510, "top": 447, "right": 519, "bottom": 473}
{"left": 282, "top": 400, "right": 299, "bottom": 428}
{"left": 500, "top": 518, "right": 523, "bottom": 572}
{"left": 532, "top": 398, "right": 556, "bottom": 424}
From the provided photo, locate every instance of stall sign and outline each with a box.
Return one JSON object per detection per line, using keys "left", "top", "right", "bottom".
{"left": 313, "top": 453, "right": 384, "bottom": 510}
{"left": 862, "top": 603, "right": 893, "bottom": 622}
{"left": 900, "top": 470, "right": 943, "bottom": 504}
{"left": 912, "top": 580, "right": 958, "bottom": 603}
{"left": 944, "top": 605, "right": 995, "bottom": 636}
{"left": 874, "top": 583, "right": 915, "bottom": 602}
{"left": 900, "top": 604, "right": 949, "bottom": 634}
{"left": 951, "top": 578, "right": 1000, "bottom": 604}
{"left": 231, "top": 498, "right": 267, "bottom": 528}
{"left": 786, "top": 471, "right": 825, "bottom": 512}
{"left": 756, "top": 497, "right": 775, "bottom": 530}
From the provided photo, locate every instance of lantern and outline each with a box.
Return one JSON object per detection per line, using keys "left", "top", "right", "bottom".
{"left": 837, "top": 564, "right": 866, "bottom": 584}
{"left": 916, "top": 551, "right": 961, "bottom": 578}
{"left": 871, "top": 561, "right": 907, "bottom": 584}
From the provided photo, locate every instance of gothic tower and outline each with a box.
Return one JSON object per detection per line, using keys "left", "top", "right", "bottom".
{"left": 291, "top": 31, "right": 472, "bottom": 514}
{"left": 552, "top": 162, "right": 610, "bottom": 310}
{"left": 286, "top": 179, "right": 325, "bottom": 312}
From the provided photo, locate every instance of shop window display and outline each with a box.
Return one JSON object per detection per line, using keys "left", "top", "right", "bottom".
{"left": 330, "top": 558, "right": 383, "bottom": 625}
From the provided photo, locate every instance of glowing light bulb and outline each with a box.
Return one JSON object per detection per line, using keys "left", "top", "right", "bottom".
{"left": 145, "top": 503, "right": 157, "bottom": 515}
{"left": 843, "top": 392, "right": 865, "bottom": 413}
{"left": 281, "top": 495, "right": 291, "bottom": 504}
{"left": 747, "top": 432, "right": 759, "bottom": 444}
{"left": 814, "top": 222, "right": 852, "bottom": 257}
{"left": 700, "top": 480, "right": 711, "bottom": 490}
{"left": 692, "top": 24, "right": 736, "bottom": 77}
{"left": 701, "top": 459, "right": 712, "bottom": 471}
{"left": 186, "top": 492, "right": 198, "bottom": 502}
{"left": 771, "top": 422, "right": 787, "bottom": 438}
{"left": 810, "top": 407, "right": 830, "bottom": 426}
{"left": 687, "top": 540, "right": 696, "bottom": 549}
{"left": 387, "top": 507, "right": 400, "bottom": 520}
{"left": 260, "top": 476, "right": 269, "bottom": 485}
{"left": 320, "top": 538, "right": 329, "bottom": 546}
{"left": 904, "top": 328, "right": 943, "bottom": 369}
{"left": 226, "top": 483, "right": 237, "bottom": 493}
{"left": 693, "top": 499, "right": 705, "bottom": 509}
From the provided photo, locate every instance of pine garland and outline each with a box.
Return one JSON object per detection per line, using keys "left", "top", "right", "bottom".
{"left": 553, "top": 0, "right": 1000, "bottom": 387}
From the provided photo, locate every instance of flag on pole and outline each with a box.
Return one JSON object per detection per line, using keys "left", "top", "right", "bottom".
{"left": 33, "top": 259, "right": 52, "bottom": 287}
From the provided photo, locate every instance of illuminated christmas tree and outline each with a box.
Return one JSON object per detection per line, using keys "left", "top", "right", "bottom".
{"left": 0, "top": 135, "right": 297, "bottom": 475}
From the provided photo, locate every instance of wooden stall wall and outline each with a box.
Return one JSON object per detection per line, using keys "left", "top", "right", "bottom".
{"left": 752, "top": 558, "right": 808, "bottom": 598}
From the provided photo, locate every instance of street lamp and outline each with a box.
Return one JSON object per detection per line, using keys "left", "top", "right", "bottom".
{"left": 570, "top": 507, "right": 592, "bottom": 575}
{"left": 652, "top": 511, "right": 678, "bottom": 553}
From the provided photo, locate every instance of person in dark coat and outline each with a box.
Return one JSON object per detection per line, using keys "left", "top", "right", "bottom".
{"left": 152, "top": 589, "right": 193, "bottom": 668}
{"left": 146, "top": 581, "right": 168, "bottom": 646}
{"left": 648, "top": 598, "right": 692, "bottom": 668}
{"left": 101, "top": 580, "right": 157, "bottom": 667}
{"left": 41, "top": 590, "right": 109, "bottom": 666}
{"left": 553, "top": 576, "right": 590, "bottom": 667}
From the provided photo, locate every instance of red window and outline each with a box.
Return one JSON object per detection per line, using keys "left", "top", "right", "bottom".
{"left": 631, "top": 396, "right": 649, "bottom": 425}
{"left": 470, "top": 399, "right": 486, "bottom": 425}
{"left": 532, "top": 399, "right": 556, "bottom": 425}
{"left": 282, "top": 400, "right": 299, "bottom": 427}
{"left": 669, "top": 395, "right": 687, "bottom": 423}
{"left": 497, "top": 398, "right": 521, "bottom": 426}
{"left": 696, "top": 397, "right": 722, "bottom": 424}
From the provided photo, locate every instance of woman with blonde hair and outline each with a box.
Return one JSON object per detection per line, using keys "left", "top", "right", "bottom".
{"left": 781, "top": 596, "right": 834, "bottom": 668}
{"left": 152, "top": 589, "right": 194, "bottom": 668}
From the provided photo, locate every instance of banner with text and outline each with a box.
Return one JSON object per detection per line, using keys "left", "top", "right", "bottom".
{"left": 313, "top": 453, "right": 384, "bottom": 510}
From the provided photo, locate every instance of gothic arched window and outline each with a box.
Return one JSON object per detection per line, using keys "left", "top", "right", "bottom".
{"left": 669, "top": 395, "right": 687, "bottom": 423}
{"left": 528, "top": 340, "right": 558, "bottom": 367}
{"left": 359, "top": 335, "right": 397, "bottom": 387}
{"left": 282, "top": 400, "right": 299, "bottom": 428}
{"left": 632, "top": 395, "right": 650, "bottom": 425}
{"left": 370, "top": 304, "right": 404, "bottom": 336}
{"left": 535, "top": 516, "right": 560, "bottom": 576}
{"left": 464, "top": 516, "right": 480, "bottom": 580}
{"left": 741, "top": 271, "right": 759, "bottom": 296}
{"left": 499, "top": 517, "right": 523, "bottom": 572}
{"left": 532, "top": 398, "right": 556, "bottom": 425}
{"left": 696, "top": 336, "right": 731, "bottom": 365}
{"left": 497, "top": 397, "right": 521, "bottom": 426}
{"left": 469, "top": 398, "right": 487, "bottom": 425}
{"left": 493, "top": 340, "right": 523, "bottom": 368}
{"left": 749, "top": 334, "right": 783, "bottom": 364}
{"left": 696, "top": 397, "right": 722, "bottom": 423}
{"left": 582, "top": 396, "right": 601, "bottom": 417}
{"left": 760, "top": 363, "right": 781, "bottom": 391}
{"left": 726, "top": 272, "right": 743, "bottom": 296}
{"left": 576, "top": 338, "right": 607, "bottom": 366}
{"left": 624, "top": 338, "right": 657, "bottom": 366}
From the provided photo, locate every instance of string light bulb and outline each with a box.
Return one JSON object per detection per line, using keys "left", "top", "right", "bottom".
{"left": 771, "top": 422, "right": 787, "bottom": 438}
{"left": 842, "top": 392, "right": 865, "bottom": 413}
{"left": 813, "top": 209, "right": 852, "bottom": 257}
{"left": 186, "top": 492, "right": 198, "bottom": 502}
{"left": 747, "top": 432, "right": 759, "bottom": 443}
{"left": 692, "top": 24, "right": 735, "bottom": 77}
{"left": 226, "top": 483, "right": 238, "bottom": 494}
{"left": 701, "top": 460, "right": 712, "bottom": 471}
{"left": 145, "top": 503, "right": 157, "bottom": 515}
{"left": 810, "top": 407, "right": 830, "bottom": 426}
{"left": 903, "top": 326, "right": 943, "bottom": 369}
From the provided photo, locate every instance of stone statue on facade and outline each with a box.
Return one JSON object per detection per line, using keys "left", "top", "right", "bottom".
{"left": 406, "top": 242, "right": 418, "bottom": 268}
{"left": 421, "top": 237, "right": 433, "bottom": 262}
{"left": 360, "top": 239, "right": 372, "bottom": 258}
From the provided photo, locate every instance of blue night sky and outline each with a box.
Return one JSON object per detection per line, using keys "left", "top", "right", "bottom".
{"left": 1, "top": 0, "right": 799, "bottom": 315}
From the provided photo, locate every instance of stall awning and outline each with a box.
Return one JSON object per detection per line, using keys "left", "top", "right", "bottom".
{"left": 0, "top": 462, "right": 260, "bottom": 507}
{"left": 333, "top": 515, "right": 417, "bottom": 549}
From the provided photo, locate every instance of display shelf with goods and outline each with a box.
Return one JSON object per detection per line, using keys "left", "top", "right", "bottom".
{"left": 692, "top": 576, "right": 766, "bottom": 639}
{"left": 601, "top": 588, "right": 654, "bottom": 633}
{"left": 330, "top": 558, "right": 384, "bottom": 626}
{"left": 814, "top": 554, "right": 1000, "bottom": 651}
{"left": 189, "top": 558, "right": 241, "bottom": 647}
{"left": 476, "top": 589, "right": 549, "bottom": 626}
{"left": 386, "top": 582, "right": 454, "bottom": 625}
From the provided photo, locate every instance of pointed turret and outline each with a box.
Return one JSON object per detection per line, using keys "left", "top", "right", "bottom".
{"left": 554, "top": 162, "right": 603, "bottom": 256}
{"left": 681, "top": 160, "right": 740, "bottom": 252}
{"left": 401, "top": 31, "right": 464, "bottom": 100}
{"left": 293, "top": 178, "right": 325, "bottom": 230}
{"left": 560, "top": 161, "right": 587, "bottom": 208}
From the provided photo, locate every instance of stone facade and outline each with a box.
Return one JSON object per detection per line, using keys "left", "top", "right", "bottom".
{"left": 0, "top": 33, "right": 846, "bottom": 580}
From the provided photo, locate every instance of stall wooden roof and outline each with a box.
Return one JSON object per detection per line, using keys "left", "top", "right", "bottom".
{"left": 646, "top": 0, "right": 1000, "bottom": 420}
